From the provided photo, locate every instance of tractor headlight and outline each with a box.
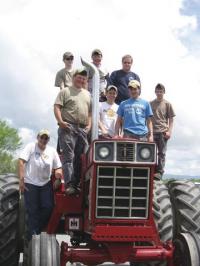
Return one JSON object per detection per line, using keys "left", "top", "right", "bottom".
{"left": 98, "top": 146, "right": 110, "bottom": 158}
{"left": 140, "top": 147, "right": 151, "bottom": 160}
{"left": 137, "top": 143, "right": 156, "bottom": 162}
{"left": 95, "top": 142, "right": 114, "bottom": 161}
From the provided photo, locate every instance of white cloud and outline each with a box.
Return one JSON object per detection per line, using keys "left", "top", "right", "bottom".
{"left": 0, "top": 0, "right": 200, "bottom": 175}
{"left": 18, "top": 127, "right": 35, "bottom": 145}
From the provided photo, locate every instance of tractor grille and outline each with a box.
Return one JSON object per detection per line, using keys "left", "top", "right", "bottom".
{"left": 116, "top": 143, "right": 135, "bottom": 161}
{"left": 96, "top": 166, "right": 150, "bottom": 219}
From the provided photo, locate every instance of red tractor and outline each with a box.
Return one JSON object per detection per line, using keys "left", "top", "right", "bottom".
{"left": 1, "top": 60, "right": 200, "bottom": 266}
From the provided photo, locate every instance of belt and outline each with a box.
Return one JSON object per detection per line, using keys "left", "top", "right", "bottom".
{"left": 124, "top": 129, "right": 147, "bottom": 137}
{"left": 64, "top": 120, "right": 86, "bottom": 129}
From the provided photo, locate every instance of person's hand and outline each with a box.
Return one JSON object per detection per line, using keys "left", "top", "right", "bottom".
{"left": 19, "top": 178, "right": 25, "bottom": 193}
{"left": 55, "top": 171, "right": 62, "bottom": 179}
{"left": 84, "top": 125, "right": 91, "bottom": 134}
{"left": 102, "top": 134, "right": 112, "bottom": 139}
{"left": 100, "top": 91, "right": 105, "bottom": 97}
{"left": 59, "top": 121, "right": 70, "bottom": 129}
{"left": 148, "top": 134, "right": 154, "bottom": 142}
{"left": 113, "top": 135, "right": 121, "bottom": 139}
{"left": 164, "top": 131, "right": 171, "bottom": 140}
{"left": 19, "top": 178, "right": 28, "bottom": 193}
{"left": 53, "top": 178, "right": 61, "bottom": 190}
{"left": 101, "top": 129, "right": 109, "bottom": 136}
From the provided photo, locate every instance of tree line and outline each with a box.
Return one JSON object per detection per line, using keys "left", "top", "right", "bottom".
{"left": 0, "top": 120, "right": 21, "bottom": 174}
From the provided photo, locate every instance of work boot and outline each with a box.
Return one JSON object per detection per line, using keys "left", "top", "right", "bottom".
{"left": 65, "top": 184, "right": 81, "bottom": 195}
{"left": 65, "top": 185, "right": 76, "bottom": 195}
{"left": 154, "top": 172, "right": 162, "bottom": 180}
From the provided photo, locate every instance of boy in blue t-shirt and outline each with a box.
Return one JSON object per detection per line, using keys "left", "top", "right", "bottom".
{"left": 114, "top": 80, "right": 153, "bottom": 142}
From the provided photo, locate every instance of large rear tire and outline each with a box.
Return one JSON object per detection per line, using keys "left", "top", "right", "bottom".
{"left": 28, "top": 232, "right": 60, "bottom": 266}
{"left": 169, "top": 180, "right": 200, "bottom": 236}
{"left": 0, "top": 173, "right": 20, "bottom": 266}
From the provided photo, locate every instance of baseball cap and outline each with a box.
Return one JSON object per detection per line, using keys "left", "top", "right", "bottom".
{"left": 63, "top": 52, "right": 74, "bottom": 60}
{"left": 38, "top": 129, "right": 50, "bottom": 138}
{"left": 92, "top": 49, "right": 102, "bottom": 56}
{"left": 106, "top": 85, "right": 118, "bottom": 92}
{"left": 128, "top": 80, "right": 141, "bottom": 89}
{"left": 73, "top": 68, "right": 88, "bottom": 77}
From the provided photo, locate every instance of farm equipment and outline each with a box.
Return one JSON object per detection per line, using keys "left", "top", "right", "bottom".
{"left": 1, "top": 60, "right": 200, "bottom": 266}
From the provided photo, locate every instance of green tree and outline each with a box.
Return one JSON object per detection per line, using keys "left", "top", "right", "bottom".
{"left": 0, "top": 120, "right": 22, "bottom": 174}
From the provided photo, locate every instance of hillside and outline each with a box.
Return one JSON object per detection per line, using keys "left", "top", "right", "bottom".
{"left": 164, "top": 173, "right": 200, "bottom": 181}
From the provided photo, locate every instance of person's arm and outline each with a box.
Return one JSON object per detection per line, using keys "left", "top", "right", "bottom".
{"left": 54, "top": 104, "right": 69, "bottom": 129}
{"left": 55, "top": 71, "right": 64, "bottom": 90}
{"left": 99, "top": 120, "right": 108, "bottom": 135}
{"left": 18, "top": 143, "right": 34, "bottom": 192}
{"left": 52, "top": 149, "right": 63, "bottom": 189}
{"left": 53, "top": 168, "right": 63, "bottom": 190}
{"left": 165, "top": 103, "right": 175, "bottom": 139}
{"left": 18, "top": 159, "right": 26, "bottom": 193}
{"left": 98, "top": 103, "right": 108, "bottom": 135}
{"left": 59, "top": 81, "right": 65, "bottom": 90}
{"left": 114, "top": 103, "right": 124, "bottom": 137}
{"left": 54, "top": 168, "right": 62, "bottom": 179}
{"left": 108, "top": 71, "right": 116, "bottom": 86}
{"left": 147, "top": 117, "right": 153, "bottom": 142}
{"left": 52, "top": 165, "right": 62, "bottom": 190}
{"left": 114, "top": 116, "right": 123, "bottom": 137}
{"left": 105, "top": 72, "right": 109, "bottom": 83}
{"left": 165, "top": 117, "right": 174, "bottom": 139}
{"left": 85, "top": 113, "right": 92, "bottom": 133}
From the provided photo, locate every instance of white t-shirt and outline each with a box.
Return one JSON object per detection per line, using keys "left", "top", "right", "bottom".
{"left": 19, "top": 142, "right": 62, "bottom": 186}
{"left": 88, "top": 64, "right": 108, "bottom": 94}
{"left": 99, "top": 101, "right": 119, "bottom": 136}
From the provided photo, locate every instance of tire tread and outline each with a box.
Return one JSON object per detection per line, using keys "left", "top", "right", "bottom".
{"left": 0, "top": 174, "right": 19, "bottom": 266}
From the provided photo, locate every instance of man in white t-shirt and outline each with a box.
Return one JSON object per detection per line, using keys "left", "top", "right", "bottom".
{"left": 88, "top": 49, "right": 109, "bottom": 101}
{"left": 18, "top": 129, "right": 62, "bottom": 240}
{"left": 99, "top": 85, "right": 119, "bottom": 138}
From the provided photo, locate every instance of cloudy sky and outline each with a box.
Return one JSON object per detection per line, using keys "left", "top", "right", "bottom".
{"left": 0, "top": 0, "right": 200, "bottom": 176}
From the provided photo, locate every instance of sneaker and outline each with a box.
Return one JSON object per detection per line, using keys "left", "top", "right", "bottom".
{"left": 154, "top": 172, "right": 162, "bottom": 180}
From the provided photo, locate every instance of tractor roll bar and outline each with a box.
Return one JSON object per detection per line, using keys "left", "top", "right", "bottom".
{"left": 81, "top": 58, "right": 100, "bottom": 141}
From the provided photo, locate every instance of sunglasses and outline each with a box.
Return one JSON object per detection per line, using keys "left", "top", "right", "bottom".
{"left": 128, "top": 87, "right": 138, "bottom": 90}
{"left": 40, "top": 136, "right": 49, "bottom": 141}
{"left": 92, "top": 52, "right": 102, "bottom": 56}
{"left": 65, "top": 57, "right": 74, "bottom": 61}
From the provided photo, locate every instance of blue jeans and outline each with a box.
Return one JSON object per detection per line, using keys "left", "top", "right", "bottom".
{"left": 24, "top": 181, "right": 54, "bottom": 240}
{"left": 123, "top": 130, "right": 147, "bottom": 141}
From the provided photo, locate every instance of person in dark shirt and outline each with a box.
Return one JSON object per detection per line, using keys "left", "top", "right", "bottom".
{"left": 109, "top": 54, "right": 140, "bottom": 104}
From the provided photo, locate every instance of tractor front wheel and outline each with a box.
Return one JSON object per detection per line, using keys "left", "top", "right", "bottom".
{"left": 173, "top": 232, "right": 200, "bottom": 266}
{"left": 28, "top": 232, "right": 60, "bottom": 266}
